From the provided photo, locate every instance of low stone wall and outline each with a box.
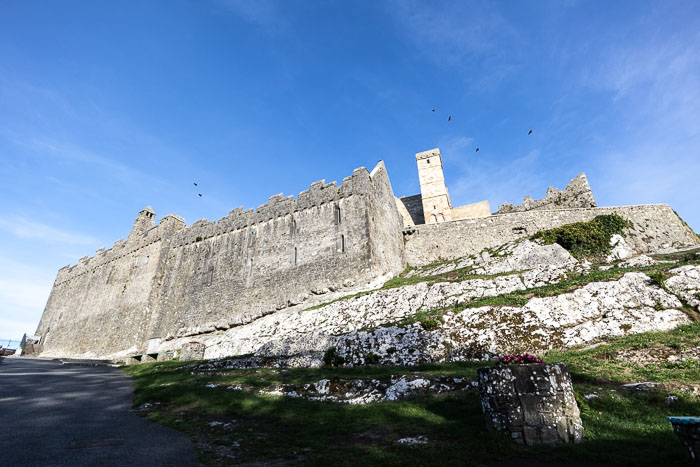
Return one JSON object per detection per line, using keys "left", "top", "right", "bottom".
{"left": 451, "top": 200, "right": 491, "bottom": 220}
{"left": 477, "top": 363, "right": 584, "bottom": 446}
{"left": 404, "top": 204, "right": 699, "bottom": 266}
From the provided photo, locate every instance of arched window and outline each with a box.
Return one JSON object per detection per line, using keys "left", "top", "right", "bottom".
{"left": 334, "top": 205, "right": 341, "bottom": 224}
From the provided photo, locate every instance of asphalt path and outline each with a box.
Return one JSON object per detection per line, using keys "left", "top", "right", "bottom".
{"left": 0, "top": 356, "right": 199, "bottom": 466}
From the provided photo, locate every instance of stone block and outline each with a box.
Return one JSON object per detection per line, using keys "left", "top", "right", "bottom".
{"left": 157, "top": 351, "right": 176, "bottom": 361}
{"left": 478, "top": 363, "right": 584, "bottom": 446}
{"left": 180, "top": 342, "right": 205, "bottom": 362}
{"left": 141, "top": 354, "right": 157, "bottom": 363}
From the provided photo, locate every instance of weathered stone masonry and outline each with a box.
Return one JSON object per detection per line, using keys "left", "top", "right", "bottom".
{"left": 403, "top": 204, "right": 699, "bottom": 266}
{"left": 35, "top": 162, "right": 405, "bottom": 358}
{"left": 33, "top": 150, "right": 700, "bottom": 361}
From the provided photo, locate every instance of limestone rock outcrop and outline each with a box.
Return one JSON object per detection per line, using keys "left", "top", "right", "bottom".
{"left": 178, "top": 264, "right": 697, "bottom": 368}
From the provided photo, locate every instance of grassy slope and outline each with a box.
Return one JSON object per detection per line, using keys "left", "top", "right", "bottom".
{"left": 124, "top": 324, "right": 700, "bottom": 466}
{"left": 125, "top": 221, "right": 700, "bottom": 465}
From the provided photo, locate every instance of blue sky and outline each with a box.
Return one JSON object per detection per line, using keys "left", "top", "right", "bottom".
{"left": 1, "top": 0, "right": 699, "bottom": 342}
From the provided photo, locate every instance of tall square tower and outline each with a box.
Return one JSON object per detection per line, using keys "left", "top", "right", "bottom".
{"left": 416, "top": 148, "right": 452, "bottom": 224}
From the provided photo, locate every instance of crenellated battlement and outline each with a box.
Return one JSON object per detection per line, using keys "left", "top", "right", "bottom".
{"left": 35, "top": 159, "right": 412, "bottom": 359}
{"left": 167, "top": 165, "right": 371, "bottom": 248}
{"left": 55, "top": 212, "right": 186, "bottom": 285}
{"left": 33, "top": 152, "right": 700, "bottom": 362}
{"left": 53, "top": 165, "right": 375, "bottom": 285}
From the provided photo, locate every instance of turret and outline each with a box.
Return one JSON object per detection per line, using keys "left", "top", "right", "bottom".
{"left": 128, "top": 206, "right": 156, "bottom": 241}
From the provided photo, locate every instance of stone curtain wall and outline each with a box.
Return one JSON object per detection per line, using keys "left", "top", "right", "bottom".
{"left": 496, "top": 173, "right": 597, "bottom": 214}
{"left": 35, "top": 215, "right": 185, "bottom": 357}
{"left": 36, "top": 162, "right": 405, "bottom": 358}
{"left": 404, "top": 204, "right": 700, "bottom": 266}
{"left": 366, "top": 163, "right": 406, "bottom": 278}
{"left": 147, "top": 162, "right": 404, "bottom": 343}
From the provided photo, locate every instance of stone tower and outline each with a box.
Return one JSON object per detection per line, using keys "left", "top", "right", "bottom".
{"left": 416, "top": 148, "right": 452, "bottom": 224}
{"left": 128, "top": 206, "right": 156, "bottom": 241}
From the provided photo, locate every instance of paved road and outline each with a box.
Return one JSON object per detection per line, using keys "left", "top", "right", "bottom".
{"left": 0, "top": 357, "right": 199, "bottom": 466}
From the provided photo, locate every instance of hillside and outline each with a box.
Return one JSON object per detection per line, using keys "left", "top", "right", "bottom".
{"left": 124, "top": 323, "right": 700, "bottom": 465}
{"left": 122, "top": 216, "right": 700, "bottom": 465}
{"left": 152, "top": 216, "right": 700, "bottom": 366}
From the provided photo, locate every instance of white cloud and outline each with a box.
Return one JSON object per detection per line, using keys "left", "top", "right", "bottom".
{"left": 0, "top": 217, "right": 98, "bottom": 246}
{"left": 0, "top": 257, "right": 54, "bottom": 341}
{"left": 387, "top": 0, "right": 519, "bottom": 87}
{"left": 0, "top": 278, "right": 50, "bottom": 313}
{"left": 582, "top": 28, "right": 700, "bottom": 230}
{"left": 217, "top": 0, "right": 286, "bottom": 30}
{"left": 440, "top": 135, "right": 547, "bottom": 211}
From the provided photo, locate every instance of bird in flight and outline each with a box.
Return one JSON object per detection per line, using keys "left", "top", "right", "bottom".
{"left": 528, "top": 129, "right": 533, "bottom": 135}
{"left": 432, "top": 109, "right": 435, "bottom": 112}
{"left": 475, "top": 148, "right": 479, "bottom": 152}
{"left": 198, "top": 193, "right": 202, "bottom": 197}
{"left": 448, "top": 115, "right": 452, "bottom": 122}
{"left": 193, "top": 182, "right": 198, "bottom": 186}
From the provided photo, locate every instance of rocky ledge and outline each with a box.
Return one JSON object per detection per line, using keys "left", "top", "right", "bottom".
{"left": 155, "top": 238, "right": 699, "bottom": 368}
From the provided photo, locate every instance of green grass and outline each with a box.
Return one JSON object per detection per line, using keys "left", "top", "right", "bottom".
{"left": 394, "top": 308, "right": 446, "bottom": 330}
{"left": 464, "top": 266, "right": 631, "bottom": 309}
{"left": 673, "top": 209, "right": 700, "bottom": 240}
{"left": 531, "top": 214, "right": 628, "bottom": 258}
{"left": 375, "top": 253, "right": 700, "bottom": 330}
{"left": 464, "top": 258, "right": 700, "bottom": 316}
{"left": 123, "top": 324, "right": 700, "bottom": 466}
{"left": 122, "top": 246, "right": 700, "bottom": 465}
{"left": 546, "top": 322, "right": 700, "bottom": 386}
{"left": 305, "top": 268, "right": 524, "bottom": 311}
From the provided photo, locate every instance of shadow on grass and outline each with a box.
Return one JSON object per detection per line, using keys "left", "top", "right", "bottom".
{"left": 124, "top": 360, "right": 697, "bottom": 466}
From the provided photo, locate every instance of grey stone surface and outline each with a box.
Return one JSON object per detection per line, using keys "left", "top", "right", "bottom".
{"left": 180, "top": 268, "right": 695, "bottom": 367}
{"left": 477, "top": 363, "right": 584, "bottom": 446}
{"left": 666, "top": 265, "right": 700, "bottom": 311}
{"left": 497, "top": 173, "right": 596, "bottom": 214}
{"left": 404, "top": 204, "right": 700, "bottom": 267}
{"left": 257, "top": 374, "right": 475, "bottom": 405}
{"left": 397, "top": 194, "right": 425, "bottom": 225}
{"left": 327, "top": 272, "right": 690, "bottom": 366}
{"left": 0, "top": 357, "right": 199, "bottom": 466}
{"left": 31, "top": 155, "right": 699, "bottom": 363}
{"left": 180, "top": 341, "right": 205, "bottom": 361}
{"left": 606, "top": 234, "right": 634, "bottom": 262}
{"left": 618, "top": 254, "right": 656, "bottom": 268}
{"left": 35, "top": 162, "right": 405, "bottom": 359}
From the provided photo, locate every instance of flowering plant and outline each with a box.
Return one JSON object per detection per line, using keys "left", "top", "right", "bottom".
{"left": 498, "top": 353, "right": 543, "bottom": 365}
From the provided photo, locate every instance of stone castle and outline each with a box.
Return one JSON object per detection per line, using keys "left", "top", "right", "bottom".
{"left": 32, "top": 149, "right": 699, "bottom": 361}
